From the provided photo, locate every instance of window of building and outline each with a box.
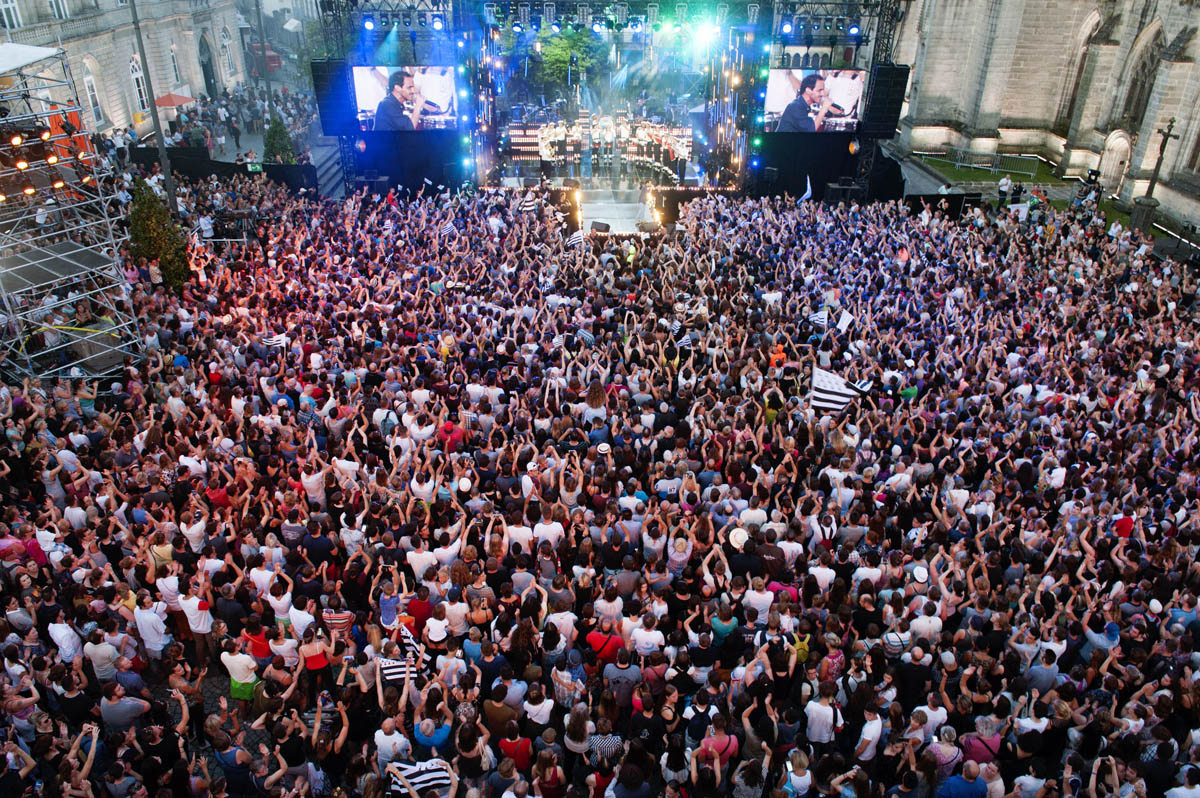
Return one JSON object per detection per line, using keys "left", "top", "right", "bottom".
{"left": 130, "top": 55, "right": 149, "bottom": 111}
{"left": 49, "top": 0, "right": 69, "bottom": 20}
{"left": 0, "top": 0, "right": 23, "bottom": 28}
{"left": 1188, "top": 134, "right": 1200, "bottom": 173}
{"left": 84, "top": 68, "right": 104, "bottom": 124}
{"left": 221, "top": 29, "right": 235, "bottom": 77}
{"left": 170, "top": 45, "right": 183, "bottom": 85}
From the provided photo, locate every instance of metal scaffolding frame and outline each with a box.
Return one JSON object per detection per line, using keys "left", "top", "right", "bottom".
{"left": 0, "top": 45, "right": 136, "bottom": 381}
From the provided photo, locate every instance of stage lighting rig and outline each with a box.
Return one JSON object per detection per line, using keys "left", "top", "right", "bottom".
{"left": 551, "top": 21, "right": 560, "bottom": 31}
{"left": 781, "top": 17, "right": 792, "bottom": 33}
{"left": 432, "top": 13, "right": 444, "bottom": 29}
{"left": 362, "top": 14, "right": 375, "bottom": 30}
{"left": 848, "top": 21, "right": 861, "bottom": 35}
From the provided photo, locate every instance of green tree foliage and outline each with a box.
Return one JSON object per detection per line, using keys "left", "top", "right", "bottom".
{"left": 528, "top": 29, "right": 609, "bottom": 95}
{"left": 128, "top": 179, "right": 189, "bottom": 291}
{"left": 264, "top": 115, "right": 297, "bottom": 164}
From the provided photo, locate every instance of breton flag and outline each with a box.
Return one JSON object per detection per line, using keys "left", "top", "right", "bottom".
{"left": 519, "top": 195, "right": 539, "bottom": 212}
{"left": 440, "top": 221, "right": 456, "bottom": 237}
{"left": 377, "top": 656, "right": 420, "bottom": 682}
{"left": 262, "top": 333, "right": 288, "bottom": 348}
{"left": 377, "top": 626, "right": 431, "bottom": 682}
{"left": 567, "top": 230, "right": 586, "bottom": 248}
{"left": 809, "top": 309, "right": 829, "bottom": 328}
{"left": 799, "top": 175, "right": 813, "bottom": 203}
{"left": 810, "top": 367, "right": 872, "bottom": 414}
{"left": 837, "top": 309, "right": 855, "bottom": 333}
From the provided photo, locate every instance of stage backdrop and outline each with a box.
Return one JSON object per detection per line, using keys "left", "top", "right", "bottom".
{"left": 757, "top": 132, "right": 858, "bottom": 201}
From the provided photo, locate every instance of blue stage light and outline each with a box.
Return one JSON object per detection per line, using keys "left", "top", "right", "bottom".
{"left": 362, "top": 15, "right": 374, "bottom": 30}
{"left": 751, "top": 159, "right": 759, "bottom": 168}
{"left": 551, "top": 22, "right": 560, "bottom": 32}
{"left": 848, "top": 23, "right": 860, "bottom": 35}
{"left": 592, "top": 20, "right": 603, "bottom": 33}
{"left": 781, "top": 19, "right": 793, "bottom": 34}
{"left": 512, "top": 21, "right": 523, "bottom": 32}
{"left": 432, "top": 15, "right": 444, "bottom": 30}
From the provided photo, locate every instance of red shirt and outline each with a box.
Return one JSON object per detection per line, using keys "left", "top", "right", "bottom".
{"left": 407, "top": 598, "right": 433, "bottom": 634}
{"left": 586, "top": 629, "right": 624, "bottom": 666}
{"left": 498, "top": 735, "right": 533, "bottom": 772}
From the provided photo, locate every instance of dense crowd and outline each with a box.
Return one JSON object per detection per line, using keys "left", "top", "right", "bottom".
{"left": 2, "top": 173, "right": 1200, "bottom": 798}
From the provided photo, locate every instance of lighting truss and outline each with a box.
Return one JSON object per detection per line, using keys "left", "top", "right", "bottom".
{"left": 0, "top": 48, "right": 134, "bottom": 381}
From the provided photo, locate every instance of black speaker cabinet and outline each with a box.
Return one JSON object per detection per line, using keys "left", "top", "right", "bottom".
{"left": 590, "top": 221, "right": 611, "bottom": 232}
{"left": 861, "top": 64, "right": 911, "bottom": 139}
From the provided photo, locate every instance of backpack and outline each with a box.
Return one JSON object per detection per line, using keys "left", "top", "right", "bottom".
{"left": 380, "top": 410, "right": 399, "bottom": 436}
{"left": 791, "top": 632, "right": 811, "bottom": 663}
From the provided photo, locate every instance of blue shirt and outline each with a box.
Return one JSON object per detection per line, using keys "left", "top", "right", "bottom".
{"left": 937, "top": 775, "right": 987, "bottom": 798}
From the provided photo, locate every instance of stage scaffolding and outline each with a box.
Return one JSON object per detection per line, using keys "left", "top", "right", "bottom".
{"left": 0, "top": 44, "right": 135, "bottom": 381}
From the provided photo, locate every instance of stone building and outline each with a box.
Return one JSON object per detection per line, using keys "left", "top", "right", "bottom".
{"left": 1, "top": 0, "right": 245, "bottom": 133}
{"left": 895, "top": 0, "right": 1200, "bottom": 223}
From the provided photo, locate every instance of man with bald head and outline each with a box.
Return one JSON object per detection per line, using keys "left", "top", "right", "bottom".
{"left": 936, "top": 761, "right": 986, "bottom": 798}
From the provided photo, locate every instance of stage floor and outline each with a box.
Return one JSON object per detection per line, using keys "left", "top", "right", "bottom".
{"left": 581, "top": 189, "right": 643, "bottom": 234}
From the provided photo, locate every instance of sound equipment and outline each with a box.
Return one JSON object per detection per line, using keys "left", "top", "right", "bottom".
{"left": 311, "top": 59, "right": 354, "bottom": 136}
{"left": 764, "top": 167, "right": 779, "bottom": 183}
{"left": 636, "top": 221, "right": 660, "bottom": 232}
{"left": 563, "top": 178, "right": 580, "bottom": 188}
{"left": 681, "top": 178, "right": 699, "bottom": 187}
{"left": 825, "top": 183, "right": 865, "bottom": 204}
{"left": 860, "top": 64, "right": 910, "bottom": 139}
{"left": 590, "top": 221, "right": 611, "bottom": 232}
{"left": 523, "top": 177, "right": 540, "bottom": 187}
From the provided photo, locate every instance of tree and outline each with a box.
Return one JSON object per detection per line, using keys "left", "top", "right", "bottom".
{"left": 128, "top": 179, "right": 190, "bottom": 291}
{"left": 264, "top": 115, "right": 297, "bottom": 164}
{"left": 529, "top": 29, "right": 609, "bottom": 97}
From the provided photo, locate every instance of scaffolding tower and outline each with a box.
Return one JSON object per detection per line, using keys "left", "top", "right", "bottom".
{"left": 0, "top": 44, "right": 136, "bottom": 382}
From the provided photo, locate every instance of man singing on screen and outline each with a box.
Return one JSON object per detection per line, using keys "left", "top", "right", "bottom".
{"left": 776, "top": 73, "right": 834, "bottom": 132}
{"left": 375, "top": 69, "right": 424, "bottom": 131}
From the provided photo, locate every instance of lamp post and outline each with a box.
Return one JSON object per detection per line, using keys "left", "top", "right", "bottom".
{"left": 254, "top": 0, "right": 276, "bottom": 123}
{"left": 1130, "top": 116, "right": 1179, "bottom": 234}
{"left": 128, "top": 0, "right": 178, "bottom": 216}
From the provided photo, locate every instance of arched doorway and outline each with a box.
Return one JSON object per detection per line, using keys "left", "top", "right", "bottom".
{"left": 198, "top": 35, "right": 218, "bottom": 99}
{"left": 1099, "top": 130, "right": 1132, "bottom": 193}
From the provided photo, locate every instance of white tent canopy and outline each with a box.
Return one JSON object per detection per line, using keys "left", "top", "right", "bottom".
{"left": 0, "top": 43, "right": 60, "bottom": 76}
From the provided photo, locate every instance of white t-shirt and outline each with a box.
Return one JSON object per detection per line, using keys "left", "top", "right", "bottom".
{"left": 156, "top": 576, "right": 182, "bottom": 611}
{"left": 631, "top": 627, "right": 665, "bottom": 657}
{"left": 857, "top": 717, "right": 882, "bottom": 760}
{"left": 178, "top": 594, "right": 213, "bottom": 634}
{"left": 289, "top": 605, "right": 316, "bottom": 638}
{"left": 374, "top": 729, "right": 411, "bottom": 763}
{"left": 134, "top": 603, "right": 169, "bottom": 652}
{"left": 533, "top": 520, "right": 565, "bottom": 548}
{"left": 221, "top": 651, "right": 259, "bottom": 684}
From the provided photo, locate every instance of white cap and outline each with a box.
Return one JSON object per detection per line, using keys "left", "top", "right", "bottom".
{"left": 729, "top": 528, "right": 748, "bottom": 550}
{"left": 1149, "top": 599, "right": 1163, "bottom": 614}
{"left": 458, "top": 477, "right": 472, "bottom": 492}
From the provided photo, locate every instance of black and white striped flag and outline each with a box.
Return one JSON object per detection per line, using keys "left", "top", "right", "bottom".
{"left": 440, "top": 221, "right": 456, "bottom": 237}
{"left": 810, "top": 367, "right": 872, "bottom": 414}
{"left": 377, "top": 656, "right": 420, "bottom": 682}
{"left": 808, "top": 310, "right": 829, "bottom": 328}
{"left": 519, "top": 196, "right": 538, "bottom": 212}
{"left": 567, "top": 230, "right": 585, "bottom": 248}
{"left": 262, "top": 333, "right": 288, "bottom": 348}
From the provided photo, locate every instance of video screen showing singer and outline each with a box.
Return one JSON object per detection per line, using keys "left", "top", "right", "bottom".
{"left": 374, "top": 69, "right": 424, "bottom": 131}
{"left": 767, "top": 69, "right": 864, "bottom": 133}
